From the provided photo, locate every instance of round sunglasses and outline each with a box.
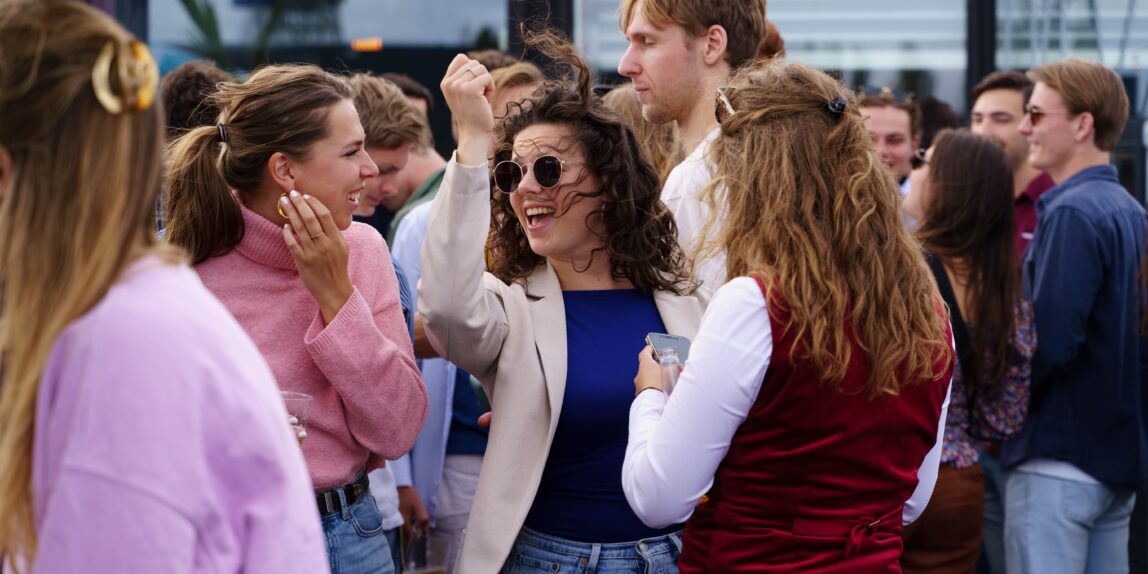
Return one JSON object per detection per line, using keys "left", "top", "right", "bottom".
{"left": 493, "top": 155, "right": 583, "bottom": 194}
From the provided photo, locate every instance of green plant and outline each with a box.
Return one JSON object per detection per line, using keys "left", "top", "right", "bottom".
{"left": 177, "top": 0, "right": 226, "bottom": 65}
{"left": 176, "top": 0, "right": 291, "bottom": 70}
{"left": 251, "top": 0, "right": 289, "bottom": 68}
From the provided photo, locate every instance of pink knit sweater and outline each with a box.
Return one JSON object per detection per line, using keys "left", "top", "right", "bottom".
{"left": 196, "top": 203, "right": 427, "bottom": 489}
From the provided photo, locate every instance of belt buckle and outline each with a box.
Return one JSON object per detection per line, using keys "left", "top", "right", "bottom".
{"left": 323, "top": 490, "right": 337, "bottom": 514}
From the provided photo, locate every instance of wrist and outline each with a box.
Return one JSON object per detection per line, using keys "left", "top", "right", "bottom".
{"left": 319, "top": 285, "right": 353, "bottom": 324}
{"left": 456, "top": 134, "right": 491, "bottom": 167}
{"left": 636, "top": 386, "right": 665, "bottom": 398}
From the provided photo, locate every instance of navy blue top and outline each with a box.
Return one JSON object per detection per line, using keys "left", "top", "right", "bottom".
{"left": 445, "top": 368, "right": 489, "bottom": 455}
{"left": 1002, "top": 165, "right": 1148, "bottom": 488}
{"left": 523, "top": 289, "right": 683, "bottom": 542}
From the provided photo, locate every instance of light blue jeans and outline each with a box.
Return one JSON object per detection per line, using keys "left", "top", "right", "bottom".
{"left": 501, "top": 527, "right": 682, "bottom": 573}
{"left": 321, "top": 485, "right": 396, "bottom": 574}
{"left": 1005, "top": 469, "right": 1137, "bottom": 574}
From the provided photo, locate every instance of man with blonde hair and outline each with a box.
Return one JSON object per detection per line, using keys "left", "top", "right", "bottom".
{"left": 1001, "top": 58, "right": 1146, "bottom": 574}
{"left": 347, "top": 72, "right": 432, "bottom": 572}
{"left": 490, "top": 61, "right": 544, "bottom": 120}
{"left": 348, "top": 73, "right": 432, "bottom": 243}
{"left": 617, "top": 0, "right": 766, "bottom": 288}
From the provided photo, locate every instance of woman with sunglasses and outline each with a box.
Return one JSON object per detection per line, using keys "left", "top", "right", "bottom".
{"left": 900, "top": 130, "right": 1035, "bottom": 574}
{"left": 621, "top": 60, "right": 955, "bottom": 572}
{"left": 419, "top": 31, "right": 703, "bottom": 573}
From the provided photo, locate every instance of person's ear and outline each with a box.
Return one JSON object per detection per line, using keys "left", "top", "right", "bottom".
{"left": 0, "top": 145, "right": 13, "bottom": 198}
{"left": 1073, "top": 111, "right": 1095, "bottom": 145}
{"left": 701, "top": 25, "right": 729, "bottom": 67}
{"left": 266, "top": 151, "right": 295, "bottom": 191}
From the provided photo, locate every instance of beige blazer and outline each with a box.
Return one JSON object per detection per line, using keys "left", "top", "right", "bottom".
{"left": 418, "top": 159, "right": 707, "bottom": 573}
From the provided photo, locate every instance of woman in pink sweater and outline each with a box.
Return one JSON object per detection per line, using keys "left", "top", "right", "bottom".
{"left": 164, "top": 64, "right": 428, "bottom": 574}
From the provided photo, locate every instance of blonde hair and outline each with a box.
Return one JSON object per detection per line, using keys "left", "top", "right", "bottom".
{"left": 1028, "top": 58, "right": 1130, "bottom": 151}
{"left": 491, "top": 61, "right": 544, "bottom": 116}
{"left": 619, "top": 0, "right": 767, "bottom": 69}
{"left": 701, "top": 60, "right": 952, "bottom": 398}
{"left": 0, "top": 0, "right": 179, "bottom": 566}
{"left": 165, "top": 64, "right": 352, "bottom": 264}
{"left": 347, "top": 73, "right": 429, "bottom": 151}
{"left": 602, "top": 82, "right": 683, "bottom": 184}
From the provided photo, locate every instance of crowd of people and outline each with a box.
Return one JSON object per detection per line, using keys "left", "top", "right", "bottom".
{"left": 0, "top": 0, "right": 1145, "bottom": 573}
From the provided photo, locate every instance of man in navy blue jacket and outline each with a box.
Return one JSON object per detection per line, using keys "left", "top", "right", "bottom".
{"left": 1002, "top": 58, "right": 1146, "bottom": 573}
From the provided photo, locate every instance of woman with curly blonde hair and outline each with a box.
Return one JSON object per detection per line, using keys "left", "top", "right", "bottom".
{"left": 623, "top": 60, "right": 955, "bottom": 572}
{"left": 0, "top": 1, "right": 326, "bottom": 571}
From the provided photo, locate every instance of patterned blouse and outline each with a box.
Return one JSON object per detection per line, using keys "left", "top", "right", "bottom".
{"left": 942, "top": 299, "right": 1037, "bottom": 468}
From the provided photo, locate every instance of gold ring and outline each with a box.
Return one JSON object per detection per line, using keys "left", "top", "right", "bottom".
{"left": 310, "top": 232, "right": 323, "bottom": 240}
{"left": 465, "top": 68, "right": 478, "bottom": 78}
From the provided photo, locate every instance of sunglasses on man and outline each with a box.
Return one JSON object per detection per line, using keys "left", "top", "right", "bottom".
{"left": 1023, "top": 103, "right": 1072, "bottom": 126}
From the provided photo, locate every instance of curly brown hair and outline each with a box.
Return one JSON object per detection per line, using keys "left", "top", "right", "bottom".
{"left": 488, "top": 29, "right": 689, "bottom": 295}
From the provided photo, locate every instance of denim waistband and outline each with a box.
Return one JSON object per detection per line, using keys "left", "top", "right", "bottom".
{"left": 517, "top": 526, "right": 683, "bottom": 561}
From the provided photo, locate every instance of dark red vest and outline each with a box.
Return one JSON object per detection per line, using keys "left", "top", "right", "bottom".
{"left": 679, "top": 278, "right": 952, "bottom": 573}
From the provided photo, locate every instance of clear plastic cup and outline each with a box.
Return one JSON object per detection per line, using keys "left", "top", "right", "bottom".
{"left": 280, "top": 391, "right": 313, "bottom": 444}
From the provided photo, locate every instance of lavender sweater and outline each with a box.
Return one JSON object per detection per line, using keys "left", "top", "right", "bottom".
{"left": 33, "top": 258, "right": 327, "bottom": 573}
{"left": 196, "top": 204, "right": 427, "bottom": 489}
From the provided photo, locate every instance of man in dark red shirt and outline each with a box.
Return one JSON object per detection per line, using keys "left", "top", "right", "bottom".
{"left": 971, "top": 71, "right": 1056, "bottom": 260}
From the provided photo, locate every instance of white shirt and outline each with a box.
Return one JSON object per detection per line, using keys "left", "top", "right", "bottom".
{"left": 368, "top": 467, "right": 404, "bottom": 530}
{"left": 662, "top": 128, "right": 726, "bottom": 289}
{"left": 622, "top": 277, "right": 950, "bottom": 528}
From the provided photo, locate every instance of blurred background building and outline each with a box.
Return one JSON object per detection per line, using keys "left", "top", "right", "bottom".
{"left": 94, "top": 0, "right": 1147, "bottom": 203}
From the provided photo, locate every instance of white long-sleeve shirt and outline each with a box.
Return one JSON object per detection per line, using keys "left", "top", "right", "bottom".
{"left": 661, "top": 128, "right": 726, "bottom": 289}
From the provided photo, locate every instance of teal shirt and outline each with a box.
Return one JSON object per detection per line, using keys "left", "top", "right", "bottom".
{"left": 385, "top": 167, "right": 445, "bottom": 246}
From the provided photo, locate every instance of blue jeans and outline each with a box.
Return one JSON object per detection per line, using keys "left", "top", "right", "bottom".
{"left": 321, "top": 485, "right": 396, "bottom": 574}
{"left": 501, "top": 527, "right": 682, "bottom": 573}
{"left": 979, "top": 450, "right": 1007, "bottom": 574}
{"left": 1005, "top": 469, "right": 1137, "bottom": 574}
{"left": 384, "top": 528, "right": 401, "bottom": 572}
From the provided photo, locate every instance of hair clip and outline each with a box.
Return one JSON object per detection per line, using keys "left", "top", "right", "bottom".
{"left": 91, "top": 39, "right": 159, "bottom": 115}
{"left": 826, "top": 96, "right": 846, "bottom": 119}
{"left": 217, "top": 123, "right": 229, "bottom": 143}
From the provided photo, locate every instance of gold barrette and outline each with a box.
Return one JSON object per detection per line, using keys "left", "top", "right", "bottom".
{"left": 91, "top": 39, "right": 159, "bottom": 115}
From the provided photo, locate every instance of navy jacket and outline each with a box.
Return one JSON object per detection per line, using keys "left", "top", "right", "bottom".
{"left": 1002, "top": 165, "right": 1147, "bottom": 489}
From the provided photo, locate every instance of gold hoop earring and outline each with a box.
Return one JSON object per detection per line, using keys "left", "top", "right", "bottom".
{"left": 277, "top": 192, "right": 291, "bottom": 219}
